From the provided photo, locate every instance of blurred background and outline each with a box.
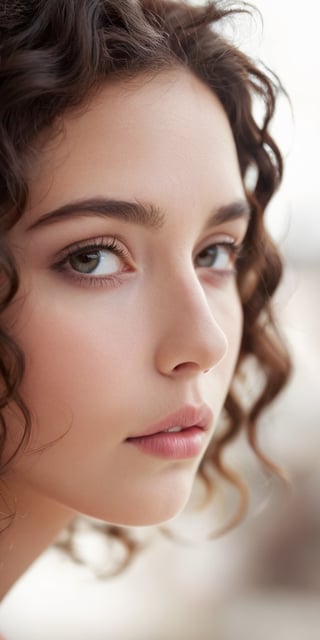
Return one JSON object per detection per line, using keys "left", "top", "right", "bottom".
{"left": 1, "top": 0, "right": 319, "bottom": 638}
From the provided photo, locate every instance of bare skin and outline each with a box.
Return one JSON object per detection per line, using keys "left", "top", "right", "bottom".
{"left": 0, "top": 69, "right": 249, "bottom": 599}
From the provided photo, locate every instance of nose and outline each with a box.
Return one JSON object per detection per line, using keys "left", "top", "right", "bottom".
{"left": 154, "top": 270, "right": 228, "bottom": 378}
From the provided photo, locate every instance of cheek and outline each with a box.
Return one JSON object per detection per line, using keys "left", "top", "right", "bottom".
{"left": 10, "top": 290, "right": 144, "bottom": 447}
{"left": 226, "top": 294, "right": 243, "bottom": 361}
{"left": 211, "top": 280, "right": 243, "bottom": 349}
{"left": 211, "top": 286, "right": 243, "bottom": 391}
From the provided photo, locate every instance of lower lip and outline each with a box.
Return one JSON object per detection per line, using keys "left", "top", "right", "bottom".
{"left": 126, "top": 426, "right": 206, "bottom": 459}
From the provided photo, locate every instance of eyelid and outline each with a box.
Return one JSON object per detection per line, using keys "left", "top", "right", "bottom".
{"left": 195, "top": 232, "right": 240, "bottom": 257}
{"left": 194, "top": 236, "right": 245, "bottom": 277}
{"left": 50, "top": 236, "right": 134, "bottom": 291}
{"left": 200, "top": 214, "right": 249, "bottom": 244}
{"left": 53, "top": 235, "right": 130, "bottom": 263}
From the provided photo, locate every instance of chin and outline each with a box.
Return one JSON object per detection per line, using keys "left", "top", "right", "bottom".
{"left": 114, "top": 499, "right": 189, "bottom": 528}
{"left": 73, "top": 471, "right": 194, "bottom": 527}
{"left": 85, "top": 473, "right": 195, "bottom": 527}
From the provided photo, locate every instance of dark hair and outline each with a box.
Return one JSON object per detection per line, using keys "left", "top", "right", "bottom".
{"left": 0, "top": 0, "right": 291, "bottom": 561}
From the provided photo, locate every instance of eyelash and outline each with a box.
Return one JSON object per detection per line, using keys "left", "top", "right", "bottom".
{"left": 195, "top": 240, "right": 243, "bottom": 275}
{"left": 52, "top": 236, "right": 244, "bottom": 288}
{"left": 52, "top": 237, "right": 130, "bottom": 288}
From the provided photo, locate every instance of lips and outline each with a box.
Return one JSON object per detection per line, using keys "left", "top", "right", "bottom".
{"left": 126, "top": 404, "right": 213, "bottom": 460}
{"left": 126, "top": 404, "right": 213, "bottom": 440}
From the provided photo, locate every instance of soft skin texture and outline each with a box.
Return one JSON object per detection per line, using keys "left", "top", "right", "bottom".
{"left": 2, "top": 70, "right": 248, "bottom": 577}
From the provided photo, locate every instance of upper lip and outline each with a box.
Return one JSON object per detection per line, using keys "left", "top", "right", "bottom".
{"left": 127, "top": 404, "right": 213, "bottom": 439}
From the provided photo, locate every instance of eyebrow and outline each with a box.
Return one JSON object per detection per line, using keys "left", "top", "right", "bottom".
{"left": 26, "top": 196, "right": 251, "bottom": 232}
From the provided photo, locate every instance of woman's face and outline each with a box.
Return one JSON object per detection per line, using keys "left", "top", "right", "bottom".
{"left": 4, "top": 69, "right": 249, "bottom": 526}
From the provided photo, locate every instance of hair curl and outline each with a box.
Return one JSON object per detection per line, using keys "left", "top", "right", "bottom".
{"left": 0, "top": 0, "right": 291, "bottom": 562}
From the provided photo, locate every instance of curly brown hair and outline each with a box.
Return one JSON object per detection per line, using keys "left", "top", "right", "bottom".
{"left": 0, "top": 0, "right": 291, "bottom": 563}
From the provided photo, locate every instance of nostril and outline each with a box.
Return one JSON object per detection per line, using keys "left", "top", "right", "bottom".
{"left": 172, "top": 362, "right": 213, "bottom": 375}
{"left": 173, "top": 361, "right": 200, "bottom": 374}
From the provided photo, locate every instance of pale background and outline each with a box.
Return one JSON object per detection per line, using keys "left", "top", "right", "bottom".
{"left": 1, "top": 1, "right": 319, "bottom": 638}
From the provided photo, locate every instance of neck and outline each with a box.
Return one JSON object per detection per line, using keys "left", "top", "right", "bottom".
{"left": 0, "top": 477, "right": 74, "bottom": 601}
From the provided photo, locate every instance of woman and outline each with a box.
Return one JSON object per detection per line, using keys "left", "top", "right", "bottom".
{"left": 0, "top": 0, "right": 290, "bottom": 601}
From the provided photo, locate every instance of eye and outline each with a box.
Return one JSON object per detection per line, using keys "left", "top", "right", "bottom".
{"left": 53, "top": 237, "right": 130, "bottom": 285}
{"left": 195, "top": 241, "right": 240, "bottom": 273}
{"left": 69, "top": 246, "right": 121, "bottom": 276}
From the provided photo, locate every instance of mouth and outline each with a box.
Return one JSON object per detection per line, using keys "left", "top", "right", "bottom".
{"left": 127, "top": 404, "right": 213, "bottom": 438}
{"left": 126, "top": 404, "right": 213, "bottom": 460}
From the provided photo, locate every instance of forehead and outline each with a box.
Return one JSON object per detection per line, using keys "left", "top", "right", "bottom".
{"left": 25, "top": 68, "right": 244, "bottom": 226}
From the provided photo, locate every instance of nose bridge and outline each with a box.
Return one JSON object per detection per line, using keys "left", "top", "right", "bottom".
{"left": 154, "top": 263, "right": 228, "bottom": 375}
